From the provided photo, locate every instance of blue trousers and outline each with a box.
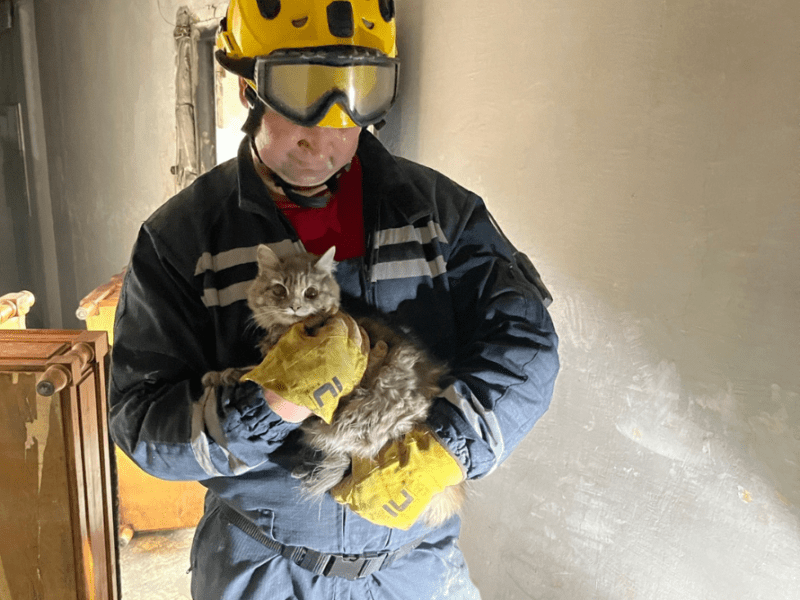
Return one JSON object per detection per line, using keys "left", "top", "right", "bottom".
{"left": 190, "top": 498, "right": 482, "bottom": 600}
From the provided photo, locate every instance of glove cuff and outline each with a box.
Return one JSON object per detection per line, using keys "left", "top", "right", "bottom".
{"left": 408, "top": 426, "right": 466, "bottom": 488}
{"left": 331, "top": 426, "right": 465, "bottom": 530}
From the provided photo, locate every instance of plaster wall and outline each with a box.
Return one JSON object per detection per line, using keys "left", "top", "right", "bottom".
{"left": 32, "top": 0, "right": 225, "bottom": 327}
{"left": 382, "top": 0, "right": 800, "bottom": 597}
{"left": 27, "top": 0, "right": 800, "bottom": 597}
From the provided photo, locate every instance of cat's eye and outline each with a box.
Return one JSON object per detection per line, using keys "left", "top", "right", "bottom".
{"left": 304, "top": 287, "right": 318, "bottom": 299}
{"left": 271, "top": 284, "right": 288, "bottom": 298}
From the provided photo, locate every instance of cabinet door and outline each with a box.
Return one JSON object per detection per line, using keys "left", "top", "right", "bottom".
{"left": 0, "top": 330, "right": 118, "bottom": 600}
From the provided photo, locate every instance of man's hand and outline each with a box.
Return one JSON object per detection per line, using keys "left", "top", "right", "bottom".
{"left": 263, "top": 336, "right": 390, "bottom": 423}
{"left": 330, "top": 427, "right": 465, "bottom": 530}
{"left": 241, "top": 311, "right": 369, "bottom": 423}
{"left": 262, "top": 389, "right": 313, "bottom": 422}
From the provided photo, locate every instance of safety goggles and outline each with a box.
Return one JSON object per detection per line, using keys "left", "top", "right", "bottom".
{"left": 252, "top": 47, "right": 400, "bottom": 127}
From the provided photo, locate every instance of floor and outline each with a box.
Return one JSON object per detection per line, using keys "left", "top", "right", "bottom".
{"left": 118, "top": 528, "right": 195, "bottom": 600}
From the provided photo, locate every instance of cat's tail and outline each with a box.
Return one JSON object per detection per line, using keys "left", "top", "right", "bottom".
{"left": 293, "top": 452, "right": 351, "bottom": 499}
{"left": 420, "top": 481, "right": 469, "bottom": 528}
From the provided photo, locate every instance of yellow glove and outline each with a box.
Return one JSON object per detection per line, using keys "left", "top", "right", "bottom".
{"left": 241, "top": 312, "right": 369, "bottom": 423}
{"left": 330, "top": 427, "right": 465, "bottom": 530}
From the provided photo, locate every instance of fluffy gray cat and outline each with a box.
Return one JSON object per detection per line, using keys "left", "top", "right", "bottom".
{"left": 204, "top": 244, "right": 465, "bottom": 528}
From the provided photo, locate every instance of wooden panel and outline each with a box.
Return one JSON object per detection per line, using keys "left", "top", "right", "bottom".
{"left": 0, "top": 372, "right": 78, "bottom": 600}
{"left": 0, "top": 330, "right": 117, "bottom": 600}
{"left": 0, "top": 341, "right": 66, "bottom": 359}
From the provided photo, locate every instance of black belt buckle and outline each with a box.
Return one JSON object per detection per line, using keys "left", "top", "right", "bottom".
{"left": 323, "top": 552, "right": 387, "bottom": 580}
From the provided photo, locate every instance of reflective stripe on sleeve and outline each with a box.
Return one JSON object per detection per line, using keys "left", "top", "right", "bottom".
{"left": 201, "top": 281, "right": 251, "bottom": 308}
{"left": 191, "top": 386, "right": 265, "bottom": 476}
{"left": 440, "top": 384, "right": 505, "bottom": 475}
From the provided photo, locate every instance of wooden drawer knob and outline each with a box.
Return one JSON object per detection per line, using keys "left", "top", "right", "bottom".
{"left": 35, "top": 342, "right": 95, "bottom": 396}
{"left": 37, "top": 364, "right": 72, "bottom": 396}
{"left": 67, "top": 341, "right": 95, "bottom": 367}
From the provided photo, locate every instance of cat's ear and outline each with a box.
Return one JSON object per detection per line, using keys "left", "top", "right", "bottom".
{"left": 315, "top": 246, "right": 337, "bottom": 275}
{"left": 256, "top": 244, "right": 281, "bottom": 273}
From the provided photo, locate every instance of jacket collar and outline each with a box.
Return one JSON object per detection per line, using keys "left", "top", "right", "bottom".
{"left": 357, "top": 130, "right": 433, "bottom": 224}
{"left": 236, "top": 130, "right": 432, "bottom": 225}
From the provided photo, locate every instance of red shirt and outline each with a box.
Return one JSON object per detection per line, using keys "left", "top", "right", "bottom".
{"left": 272, "top": 156, "right": 365, "bottom": 261}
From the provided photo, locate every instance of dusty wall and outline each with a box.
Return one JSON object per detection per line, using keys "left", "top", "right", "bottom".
{"left": 382, "top": 0, "right": 800, "bottom": 597}
{"left": 28, "top": 0, "right": 800, "bottom": 597}
{"left": 32, "top": 0, "right": 224, "bottom": 327}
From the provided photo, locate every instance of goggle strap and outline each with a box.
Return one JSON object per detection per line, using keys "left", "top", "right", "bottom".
{"left": 243, "top": 85, "right": 260, "bottom": 109}
{"left": 215, "top": 50, "right": 256, "bottom": 80}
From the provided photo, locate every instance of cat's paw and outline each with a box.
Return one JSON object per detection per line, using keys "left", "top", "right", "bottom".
{"left": 302, "top": 312, "right": 332, "bottom": 337}
{"left": 361, "top": 339, "right": 389, "bottom": 388}
{"left": 291, "top": 462, "right": 315, "bottom": 481}
{"left": 296, "top": 455, "right": 352, "bottom": 498}
{"left": 292, "top": 465, "right": 333, "bottom": 500}
{"left": 291, "top": 446, "right": 325, "bottom": 482}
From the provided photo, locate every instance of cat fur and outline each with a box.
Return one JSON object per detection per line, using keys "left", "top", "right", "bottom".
{"left": 209, "top": 244, "right": 467, "bottom": 528}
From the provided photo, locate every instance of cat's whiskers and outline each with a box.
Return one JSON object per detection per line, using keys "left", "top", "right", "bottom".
{"left": 243, "top": 316, "right": 263, "bottom": 337}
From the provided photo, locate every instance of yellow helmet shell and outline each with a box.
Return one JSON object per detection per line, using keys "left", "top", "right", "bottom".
{"left": 217, "top": 0, "right": 397, "bottom": 62}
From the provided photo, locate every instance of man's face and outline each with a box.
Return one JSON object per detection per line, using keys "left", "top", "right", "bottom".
{"left": 241, "top": 79, "right": 361, "bottom": 188}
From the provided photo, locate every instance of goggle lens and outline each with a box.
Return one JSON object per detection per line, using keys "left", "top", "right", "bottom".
{"left": 256, "top": 59, "right": 398, "bottom": 127}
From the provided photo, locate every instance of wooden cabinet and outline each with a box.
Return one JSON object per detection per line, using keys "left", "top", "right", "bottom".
{"left": 0, "top": 329, "right": 118, "bottom": 600}
{"left": 77, "top": 273, "right": 206, "bottom": 537}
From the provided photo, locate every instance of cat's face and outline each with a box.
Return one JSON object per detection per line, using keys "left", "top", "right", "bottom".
{"left": 247, "top": 245, "right": 340, "bottom": 330}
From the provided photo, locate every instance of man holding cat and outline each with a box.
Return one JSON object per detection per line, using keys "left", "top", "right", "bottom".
{"left": 109, "top": 1, "right": 559, "bottom": 598}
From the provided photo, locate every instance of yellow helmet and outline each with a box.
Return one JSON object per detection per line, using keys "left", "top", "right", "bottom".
{"left": 216, "top": 0, "right": 399, "bottom": 128}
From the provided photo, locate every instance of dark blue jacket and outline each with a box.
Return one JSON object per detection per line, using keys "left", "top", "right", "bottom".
{"left": 108, "top": 130, "right": 559, "bottom": 557}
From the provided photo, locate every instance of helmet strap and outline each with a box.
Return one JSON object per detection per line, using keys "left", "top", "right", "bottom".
{"left": 241, "top": 87, "right": 265, "bottom": 138}
{"left": 248, "top": 138, "right": 344, "bottom": 209}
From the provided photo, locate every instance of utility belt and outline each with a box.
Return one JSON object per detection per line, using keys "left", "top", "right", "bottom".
{"left": 217, "top": 502, "right": 426, "bottom": 581}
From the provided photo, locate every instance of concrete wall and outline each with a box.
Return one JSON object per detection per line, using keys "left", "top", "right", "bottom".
{"left": 381, "top": 0, "right": 800, "bottom": 597}
{"left": 32, "top": 0, "right": 223, "bottom": 327}
{"left": 29, "top": 0, "right": 800, "bottom": 597}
